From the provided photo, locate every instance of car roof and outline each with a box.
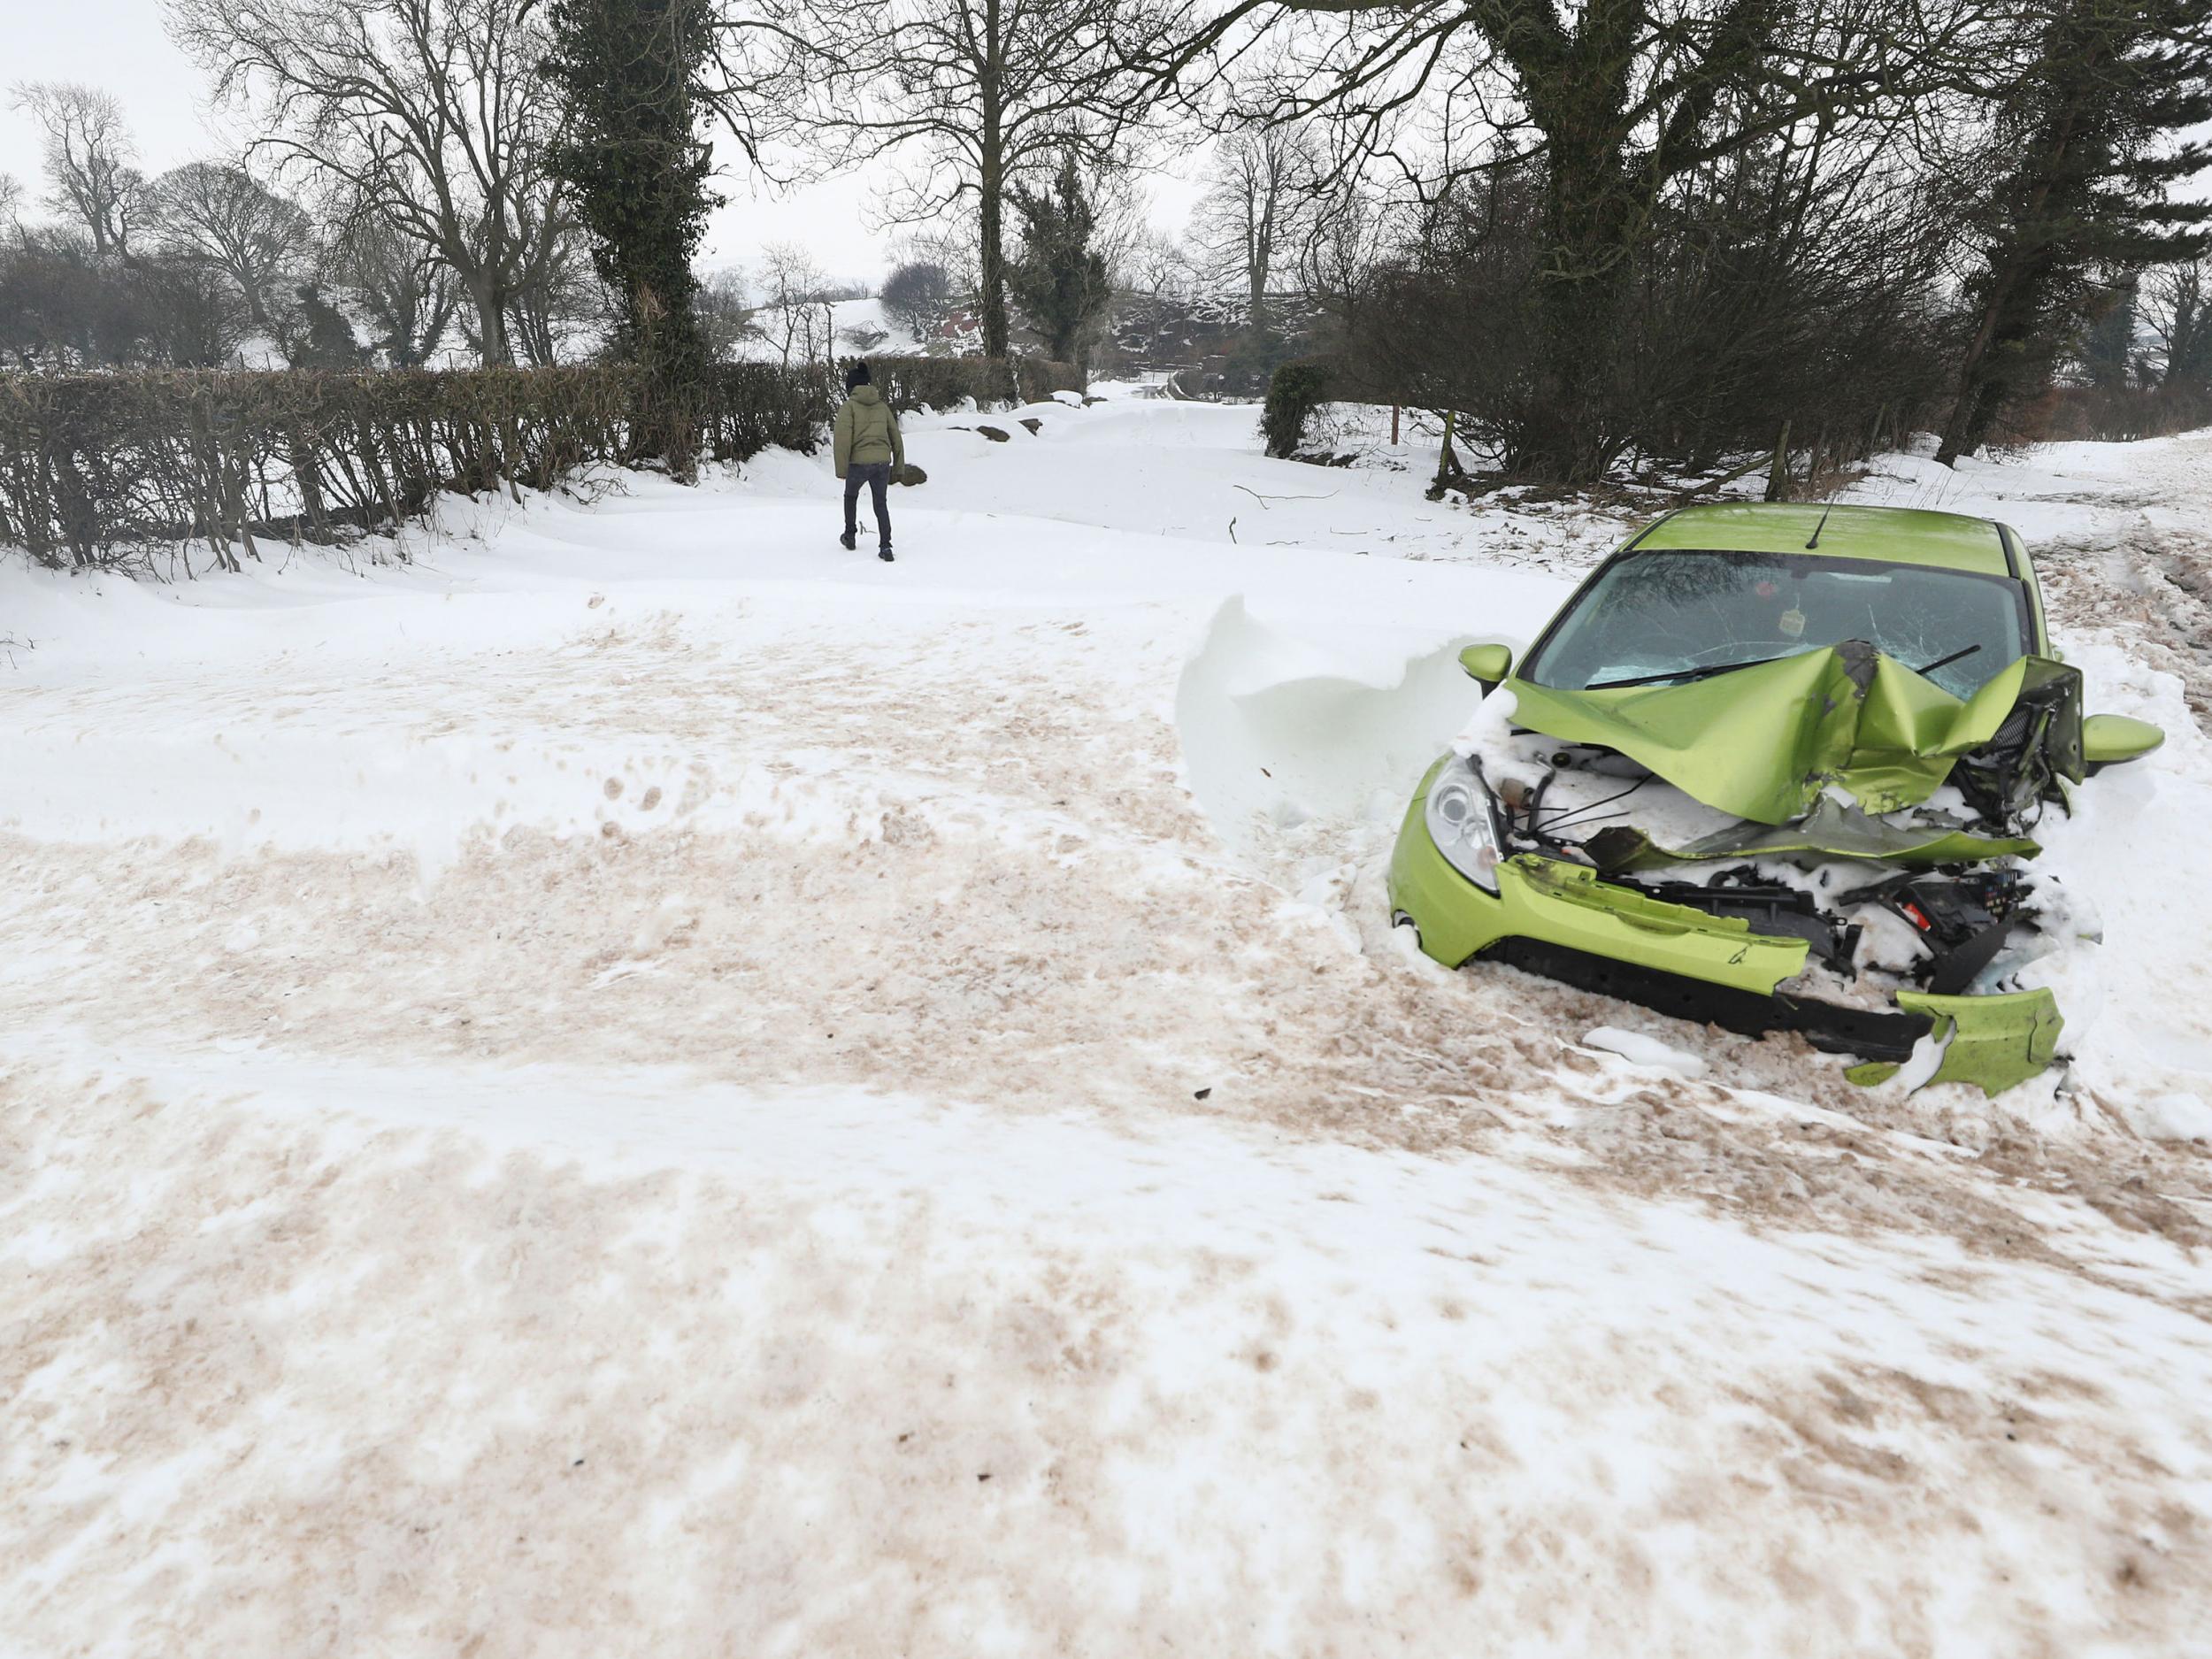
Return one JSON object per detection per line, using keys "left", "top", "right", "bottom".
{"left": 1632, "top": 503, "right": 2016, "bottom": 576}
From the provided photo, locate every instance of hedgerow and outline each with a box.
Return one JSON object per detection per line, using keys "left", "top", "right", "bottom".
{"left": 0, "top": 355, "right": 1079, "bottom": 572}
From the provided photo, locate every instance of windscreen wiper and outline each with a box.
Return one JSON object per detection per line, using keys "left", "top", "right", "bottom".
{"left": 1590, "top": 640, "right": 1986, "bottom": 693}
{"left": 1585, "top": 653, "right": 1791, "bottom": 691}
{"left": 1910, "top": 643, "right": 1982, "bottom": 677}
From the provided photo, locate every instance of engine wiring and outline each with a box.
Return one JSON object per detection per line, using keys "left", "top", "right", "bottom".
{"left": 1488, "top": 750, "right": 2051, "bottom": 997}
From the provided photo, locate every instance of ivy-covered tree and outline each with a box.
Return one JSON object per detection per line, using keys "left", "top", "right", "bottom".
{"left": 544, "top": 0, "right": 718, "bottom": 474}
{"left": 1936, "top": 0, "right": 2212, "bottom": 464}
{"left": 1006, "top": 156, "right": 1110, "bottom": 371}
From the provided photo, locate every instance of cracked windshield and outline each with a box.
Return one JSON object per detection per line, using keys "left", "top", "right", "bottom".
{"left": 1527, "top": 549, "right": 2031, "bottom": 696}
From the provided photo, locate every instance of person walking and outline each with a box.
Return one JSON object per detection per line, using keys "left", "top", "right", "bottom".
{"left": 833, "top": 360, "right": 904, "bottom": 562}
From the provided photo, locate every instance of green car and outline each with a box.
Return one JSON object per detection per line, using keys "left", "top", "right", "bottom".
{"left": 1387, "top": 502, "right": 2165, "bottom": 1094}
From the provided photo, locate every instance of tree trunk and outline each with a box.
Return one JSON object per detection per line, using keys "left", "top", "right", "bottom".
{"left": 979, "top": 132, "right": 1008, "bottom": 359}
{"left": 1517, "top": 8, "right": 1638, "bottom": 485}
{"left": 288, "top": 424, "right": 329, "bottom": 537}
{"left": 472, "top": 273, "right": 511, "bottom": 366}
{"left": 189, "top": 393, "right": 239, "bottom": 572}
{"left": 242, "top": 278, "right": 271, "bottom": 331}
{"left": 1934, "top": 276, "right": 2013, "bottom": 467}
{"left": 1764, "top": 420, "right": 1793, "bottom": 502}
{"left": 1524, "top": 153, "right": 1632, "bottom": 480}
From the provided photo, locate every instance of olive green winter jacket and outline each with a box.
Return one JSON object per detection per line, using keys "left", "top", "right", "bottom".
{"left": 833, "top": 384, "right": 905, "bottom": 479}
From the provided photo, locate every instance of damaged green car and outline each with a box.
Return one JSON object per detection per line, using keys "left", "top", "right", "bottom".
{"left": 1388, "top": 502, "right": 2165, "bottom": 1094}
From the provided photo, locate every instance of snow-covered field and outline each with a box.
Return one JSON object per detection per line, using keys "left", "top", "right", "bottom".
{"left": 728, "top": 295, "right": 969, "bottom": 364}
{"left": 5, "top": 394, "right": 2212, "bottom": 1655}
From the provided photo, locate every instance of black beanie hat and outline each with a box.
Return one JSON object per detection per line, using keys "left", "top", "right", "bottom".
{"left": 846, "top": 360, "right": 872, "bottom": 390}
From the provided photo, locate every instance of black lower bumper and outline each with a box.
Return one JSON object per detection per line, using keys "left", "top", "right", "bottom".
{"left": 1482, "top": 936, "right": 1934, "bottom": 1063}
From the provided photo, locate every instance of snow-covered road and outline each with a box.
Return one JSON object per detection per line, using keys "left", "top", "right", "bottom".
{"left": 5, "top": 398, "right": 2212, "bottom": 1655}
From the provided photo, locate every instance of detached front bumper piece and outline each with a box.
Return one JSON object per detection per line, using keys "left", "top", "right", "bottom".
{"left": 1849, "top": 989, "right": 2063, "bottom": 1094}
{"left": 1387, "top": 794, "right": 2062, "bottom": 1094}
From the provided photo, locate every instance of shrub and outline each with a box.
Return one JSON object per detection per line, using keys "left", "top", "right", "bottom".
{"left": 1261, "top": 362, "right": 1332, "bottom": 458}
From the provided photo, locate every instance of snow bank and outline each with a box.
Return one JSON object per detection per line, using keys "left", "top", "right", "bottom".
{"left": 1174, "top": 596, "right": 1501, "bottom": 864}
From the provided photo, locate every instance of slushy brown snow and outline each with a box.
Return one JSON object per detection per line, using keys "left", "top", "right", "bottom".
{"left": 5, "top": 397, "right": 2211, "bottom": 1655}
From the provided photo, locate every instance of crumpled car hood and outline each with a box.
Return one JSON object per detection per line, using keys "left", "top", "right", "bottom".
{"left": 1505, "top": 640, "right": 2085, "bottom": 829}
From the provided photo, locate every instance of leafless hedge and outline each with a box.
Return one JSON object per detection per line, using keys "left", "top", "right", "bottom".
{"left": 869, "top": 356, "right": 1078, "bottom": 416}
{"left": 0, "top": 356, "right": 1079, "bottom": 572}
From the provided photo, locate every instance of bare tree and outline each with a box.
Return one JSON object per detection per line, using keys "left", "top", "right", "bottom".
{"left": 1187, "top": 121, "right": 1323, "bottom": 325}
{"left": 2145, "top": 258, "right": 2210, "bottom": 392}
{"left": 1294, "top": 169, "right": 1391, "bottom": 341}
{"left": 752, "top": 241, "right": 838, "bottom": 367}
{"left": 168, "top": 0, "right": 578, "bottom": 365}
{"left": 695, "top": 263, "right": 751, "bottom": 359}
{"left": 142, "top": 162, "right": 312, "bottom": 328}
{"left": 0, "top": 173, "right": 24, "bottom": 233}
{"left": 329, "top": 215, "right": 463, "bottom": 365}
{"left": 10, "top": 82, "right": 144, "bottom": 257}
{"left": 1118, "top": 227, "right": 1194, "bottom": 302}
{"left": 880, "top": 258, "right": 955, "bottom": 340}
{"left": 1098, "top": 226, "right": 1194, "bottom": 373}
{"left": 890, "top": 222, "right": 979, "bottom": 298}
{"left": 785, "top": 0, "right": 1176, "bottom": 357}
{"left": 502, "top": 203, "right": 608, "bottom": 365}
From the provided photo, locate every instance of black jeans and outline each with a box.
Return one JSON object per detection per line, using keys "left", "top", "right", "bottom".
{"left": 842, "top": 462, "right": 893, "bottom": 548}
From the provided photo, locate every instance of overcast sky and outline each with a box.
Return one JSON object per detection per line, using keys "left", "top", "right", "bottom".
{"left": 3, "top": 1, "right": 1212, "bottom": 287}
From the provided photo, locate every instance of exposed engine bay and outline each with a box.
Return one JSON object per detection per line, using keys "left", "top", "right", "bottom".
{"left": 1479, "top": 739, "right": 2092, "bottom": 1020}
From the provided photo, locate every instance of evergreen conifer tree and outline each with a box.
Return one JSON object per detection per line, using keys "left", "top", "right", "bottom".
{"left": 1937, "top": 0, "right": 2212, "bottom": 463}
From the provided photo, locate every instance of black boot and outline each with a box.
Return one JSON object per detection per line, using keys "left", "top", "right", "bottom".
{"left": 878, "top": 545, "right": 895, "bottom": 562}
{"left": 840, "top": 530, "right": 856, "bottom": 550}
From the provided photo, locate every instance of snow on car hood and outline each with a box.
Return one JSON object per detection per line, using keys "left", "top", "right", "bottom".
{"left": 1502, "top": 639, "right": 2085, "bottom": 831}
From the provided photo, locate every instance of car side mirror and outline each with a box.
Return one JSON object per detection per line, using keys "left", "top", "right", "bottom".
{"left": 1459, "top": 643, "right": 1514, "bottom": 693}
{"left": 2082, "top": 712, "right": 2163, "bottom": 771}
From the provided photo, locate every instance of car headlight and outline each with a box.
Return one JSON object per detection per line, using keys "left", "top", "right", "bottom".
{"left": 1425, "top": 758, "right": 1502, "bottom": 892}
